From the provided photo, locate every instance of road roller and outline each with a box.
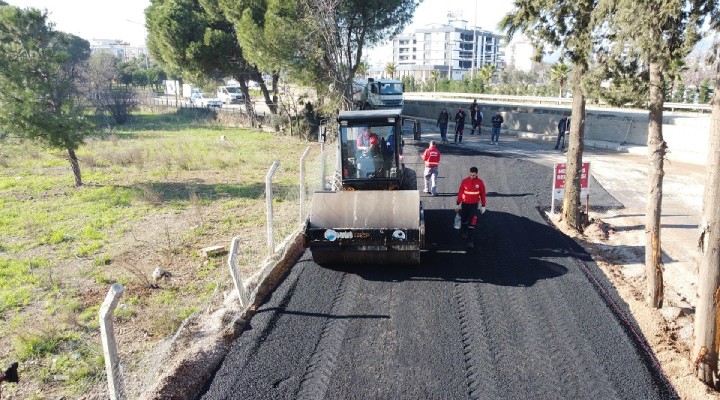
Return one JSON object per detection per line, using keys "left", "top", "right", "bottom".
{"left": 303, "top": 109, "right": 424, "bottom": 265}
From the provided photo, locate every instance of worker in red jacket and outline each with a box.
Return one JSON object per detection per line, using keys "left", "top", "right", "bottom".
{"left": 455, "top": 166, "right": 487, "bottom": 249}
{"left": 422, "top": 141, "right": 441, "bottom": 196}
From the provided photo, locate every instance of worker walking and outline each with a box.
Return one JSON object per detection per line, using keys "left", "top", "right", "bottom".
{"left": 490, "top": 111, "right": 504, "bottom": 145}
{"left": 454, "top": 107, "right": 467, "bottom": 143}
{"left": 555, "top": 113, "right": 570, "bottom": 150}
{"left": 422, "top": 141, "right": 441, "bottom": 196}
{"left": 455, "top": 167, "right": 487, "bottom": 249}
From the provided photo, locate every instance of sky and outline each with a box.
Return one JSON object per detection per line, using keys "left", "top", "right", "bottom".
{"left": 3, "top": 0, "right": 516, "bottom": 60}
{"left": 5, "top": 0, "right": 151, "bottom": 46}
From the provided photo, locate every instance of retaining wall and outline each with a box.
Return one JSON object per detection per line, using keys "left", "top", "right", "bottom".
{"left": 403, "top": 99, "right": 711, "bottom": 161}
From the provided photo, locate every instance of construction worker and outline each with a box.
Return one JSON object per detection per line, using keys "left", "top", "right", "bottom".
{"left": 455, "top": 166, "right": 487, "bottom": 249}
{"left": 422, "top": 141, "right": 441, "bottom": 196}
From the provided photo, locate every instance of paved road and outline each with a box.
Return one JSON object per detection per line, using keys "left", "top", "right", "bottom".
{"left": 199, "top": 130, "right": 679, "bottom": 399}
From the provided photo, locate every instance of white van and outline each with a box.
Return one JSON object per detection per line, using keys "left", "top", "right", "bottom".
{"left": 216, "top": 86, "right": 246, "bottom": 104}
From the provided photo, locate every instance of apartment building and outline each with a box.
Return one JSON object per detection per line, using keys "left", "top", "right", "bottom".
{"left": 89, "top": 39, "right": 149, "bottom": 64}
{"left": 391, "top": 18, "right": 505, "bottom": 81}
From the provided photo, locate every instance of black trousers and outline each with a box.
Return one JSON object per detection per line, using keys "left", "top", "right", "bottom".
{"left": 460, "top": 202, "right": 479, "bottom": 241}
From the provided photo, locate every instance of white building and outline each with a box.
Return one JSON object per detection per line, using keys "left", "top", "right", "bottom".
{"left": 505, "top": 38, "right": 534, "bottom": 72}
{"left": 89, "top": 39, "right": 149, "bottom": 65}
{"left": 391, "top": 17, "right": 505, "bottom": 81}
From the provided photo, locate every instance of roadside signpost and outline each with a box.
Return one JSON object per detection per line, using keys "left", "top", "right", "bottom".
{"left": 551, "top": 162, "right": 590, "bottom": 214}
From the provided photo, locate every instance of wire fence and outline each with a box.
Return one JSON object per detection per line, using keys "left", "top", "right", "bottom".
{"left": 111, "top": 133, "right": 338, "bottom": 400}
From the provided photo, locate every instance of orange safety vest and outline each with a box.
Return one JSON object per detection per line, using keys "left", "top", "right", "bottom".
{"left": 422, "top": 146, "right": 441, "bottom": 167}
{"left": 456, "top": 176, "right": 486, "bottom": 206}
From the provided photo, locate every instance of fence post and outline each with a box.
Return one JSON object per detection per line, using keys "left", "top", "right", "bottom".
{"left": 99, "top": 283, "right": 125, "bottom": 400}
{"left": 265, "top": 160, "right": 280, "bottom": 254}
{"left": 227, "top": 237, "right": 251, "bottom": 307}
{"left": 300, "top": 146, "right": 311, "bottom": 223}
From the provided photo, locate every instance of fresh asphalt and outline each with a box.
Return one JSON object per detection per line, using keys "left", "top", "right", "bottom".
{"left": 199, "top": 130, "right": 679, "bottom": 399}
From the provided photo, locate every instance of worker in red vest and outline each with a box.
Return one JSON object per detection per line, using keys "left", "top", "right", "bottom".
{"left": 422, "top": 141, "right": 441, "bottom": 196}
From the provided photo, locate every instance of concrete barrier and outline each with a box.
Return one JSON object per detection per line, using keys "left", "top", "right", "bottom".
{"left": 402, "top": 98, "right": 711, "bottom": 164}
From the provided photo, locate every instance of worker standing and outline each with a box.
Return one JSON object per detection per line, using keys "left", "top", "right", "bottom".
{"left": 455, "top": 167, "right": 487, "bottom": 249}
{"left": 422, "top": 141, "right": 441, "bottom": 196}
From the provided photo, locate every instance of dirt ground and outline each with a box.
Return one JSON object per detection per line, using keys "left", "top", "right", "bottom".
{"left": 549, "top": 210, "right": 720, "bottom": 400}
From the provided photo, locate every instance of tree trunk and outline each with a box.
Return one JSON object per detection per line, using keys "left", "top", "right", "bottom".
{"left": 561, "top": 64, "right": 586, "bottom": 231}
{"left": 68, "top": 148, "right": 82, "bottom": 187}
{"left": 694, "top": 56, "right": 720, "bottom": 387}
{"left": 645, "top": 61, "right": 666, "bottom": 309}
{"left": 257, "top": 70, "right": 278, "bottom": 115}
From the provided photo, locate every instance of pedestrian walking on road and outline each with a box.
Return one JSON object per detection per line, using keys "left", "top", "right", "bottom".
{"left": 490, "top": 111, "right": 504, "bottom": 144}
{"left": 471, "top": 107, "right": 483, "bottom": 135}
{"left": 555, "top": 113, "right": 570, "bottom": 150}
{"left": 469, "top": 99, "right": 478, "bottom": 132}
{"left": 422, "top": 141, "right": 441, "bottom": 196}
{"left": 437, "top": 108, "right": 450, "bottom": 143}
{"left": 454, "top": 107, "right": 467, "bottom": 143}
{"left": 455, "top": 167, "right": 487, "bottom": 249}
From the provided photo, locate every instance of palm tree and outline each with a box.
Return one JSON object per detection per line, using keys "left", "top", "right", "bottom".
{"left": 430, "top": 70, "right": 439, "bottom": 92}
{"left": 356, "top": 60, "right": 370, "bottom": 78}
{"left": 478, "top": 64, "right": 496, "bottom": 91}
{"left": 550, "top": 62, "right": 571, "bottom": 99}
{"left": 385, "top": 63, "right": 397, "bottom": 79}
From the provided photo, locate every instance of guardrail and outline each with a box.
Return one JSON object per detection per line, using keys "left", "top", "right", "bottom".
{"left": 405, "top": 92, "right": 712, "bottom": 113}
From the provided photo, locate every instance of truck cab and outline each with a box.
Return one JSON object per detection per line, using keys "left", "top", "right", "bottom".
{"left": 354, "top": 78, "right": 404, "bottom": 110}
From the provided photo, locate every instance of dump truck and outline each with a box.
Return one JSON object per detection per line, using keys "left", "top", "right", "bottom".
{"left": 303, "top": 109, "right": 424, "bottom": 265}
{"left": 353, "top": 78, "right": 404, "bottom": 110}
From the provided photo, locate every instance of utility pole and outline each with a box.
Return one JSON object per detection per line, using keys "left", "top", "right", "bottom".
{"left": 471, "top": 0, "right": 477, "bottom": 79}
{"left": 447, "top": 41, "right": 453, "bottom": 80}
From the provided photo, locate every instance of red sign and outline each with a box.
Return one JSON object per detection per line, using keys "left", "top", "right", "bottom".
{"left": 553, "top": 163, "right": 590, "bottom": 199}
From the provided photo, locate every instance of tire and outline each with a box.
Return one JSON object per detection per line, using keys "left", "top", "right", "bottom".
{"left": 401, "top": 167, "right": 418, "bottom": 190}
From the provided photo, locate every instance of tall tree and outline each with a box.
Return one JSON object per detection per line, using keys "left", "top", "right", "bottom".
{"left": 145, "top": 0, "right": 274, "bottom": 114}
{"left": 291, "top": 0, "right": 419, "bottom": 110}
{"left": 220, "top": 0, "right": 301, "bottom": 112}
{"left": 694, "top": 22, "right": 720, "bottom": 386}
{"left": 502, "top": 0, "right": 597, "bottom": 232}
{"left": 598, "top": 0, "right": 710, "bottom": 308}
{"left": 0, "top": 5, "right": 94, "bottom": 186}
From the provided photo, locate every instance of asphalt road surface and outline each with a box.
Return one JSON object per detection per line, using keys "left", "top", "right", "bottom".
{"left": 199, "top": 134, "right": 678, "bottom": 399}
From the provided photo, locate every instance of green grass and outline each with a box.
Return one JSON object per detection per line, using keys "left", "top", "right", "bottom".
{"left": 0, "top": 109, "right": 329, "bottom": 397}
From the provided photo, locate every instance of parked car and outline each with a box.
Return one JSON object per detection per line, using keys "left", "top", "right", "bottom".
{"left": 191, "top": 92, "right": 222, "bottom": 108}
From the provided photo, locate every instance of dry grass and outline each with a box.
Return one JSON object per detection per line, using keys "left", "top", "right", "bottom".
{"left": 0, "top": 109, "right": 332, "bottom": 398}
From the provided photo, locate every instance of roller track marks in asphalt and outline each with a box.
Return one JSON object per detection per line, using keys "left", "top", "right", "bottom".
{"left": 297, "top": 272, "right": 360, "bottom": 400}
{"left": 454, "top": 281, "right": 502, "bottom": 400}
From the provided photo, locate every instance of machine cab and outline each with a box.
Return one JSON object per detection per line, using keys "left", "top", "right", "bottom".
{"left": 337, "top": 109, "right": 404, "bottom": 190}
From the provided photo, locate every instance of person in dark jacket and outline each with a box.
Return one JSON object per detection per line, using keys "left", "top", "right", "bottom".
{"left": 490, "top": 111, "right": 504, "bottom": 144}
{"left": 469, "top": 99, "right": 478, "bottom": 131}
{"left": 555, "top": 113, "right": 570, "bottom": 150}
{"left": 437, "top": 108, "right": 450, "bottom": 143}
{"left": 454, "top": 107, "right": 467, "bottom": 143}
{"left": 471, "top": 107, "right": 483, "bottom": 135}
